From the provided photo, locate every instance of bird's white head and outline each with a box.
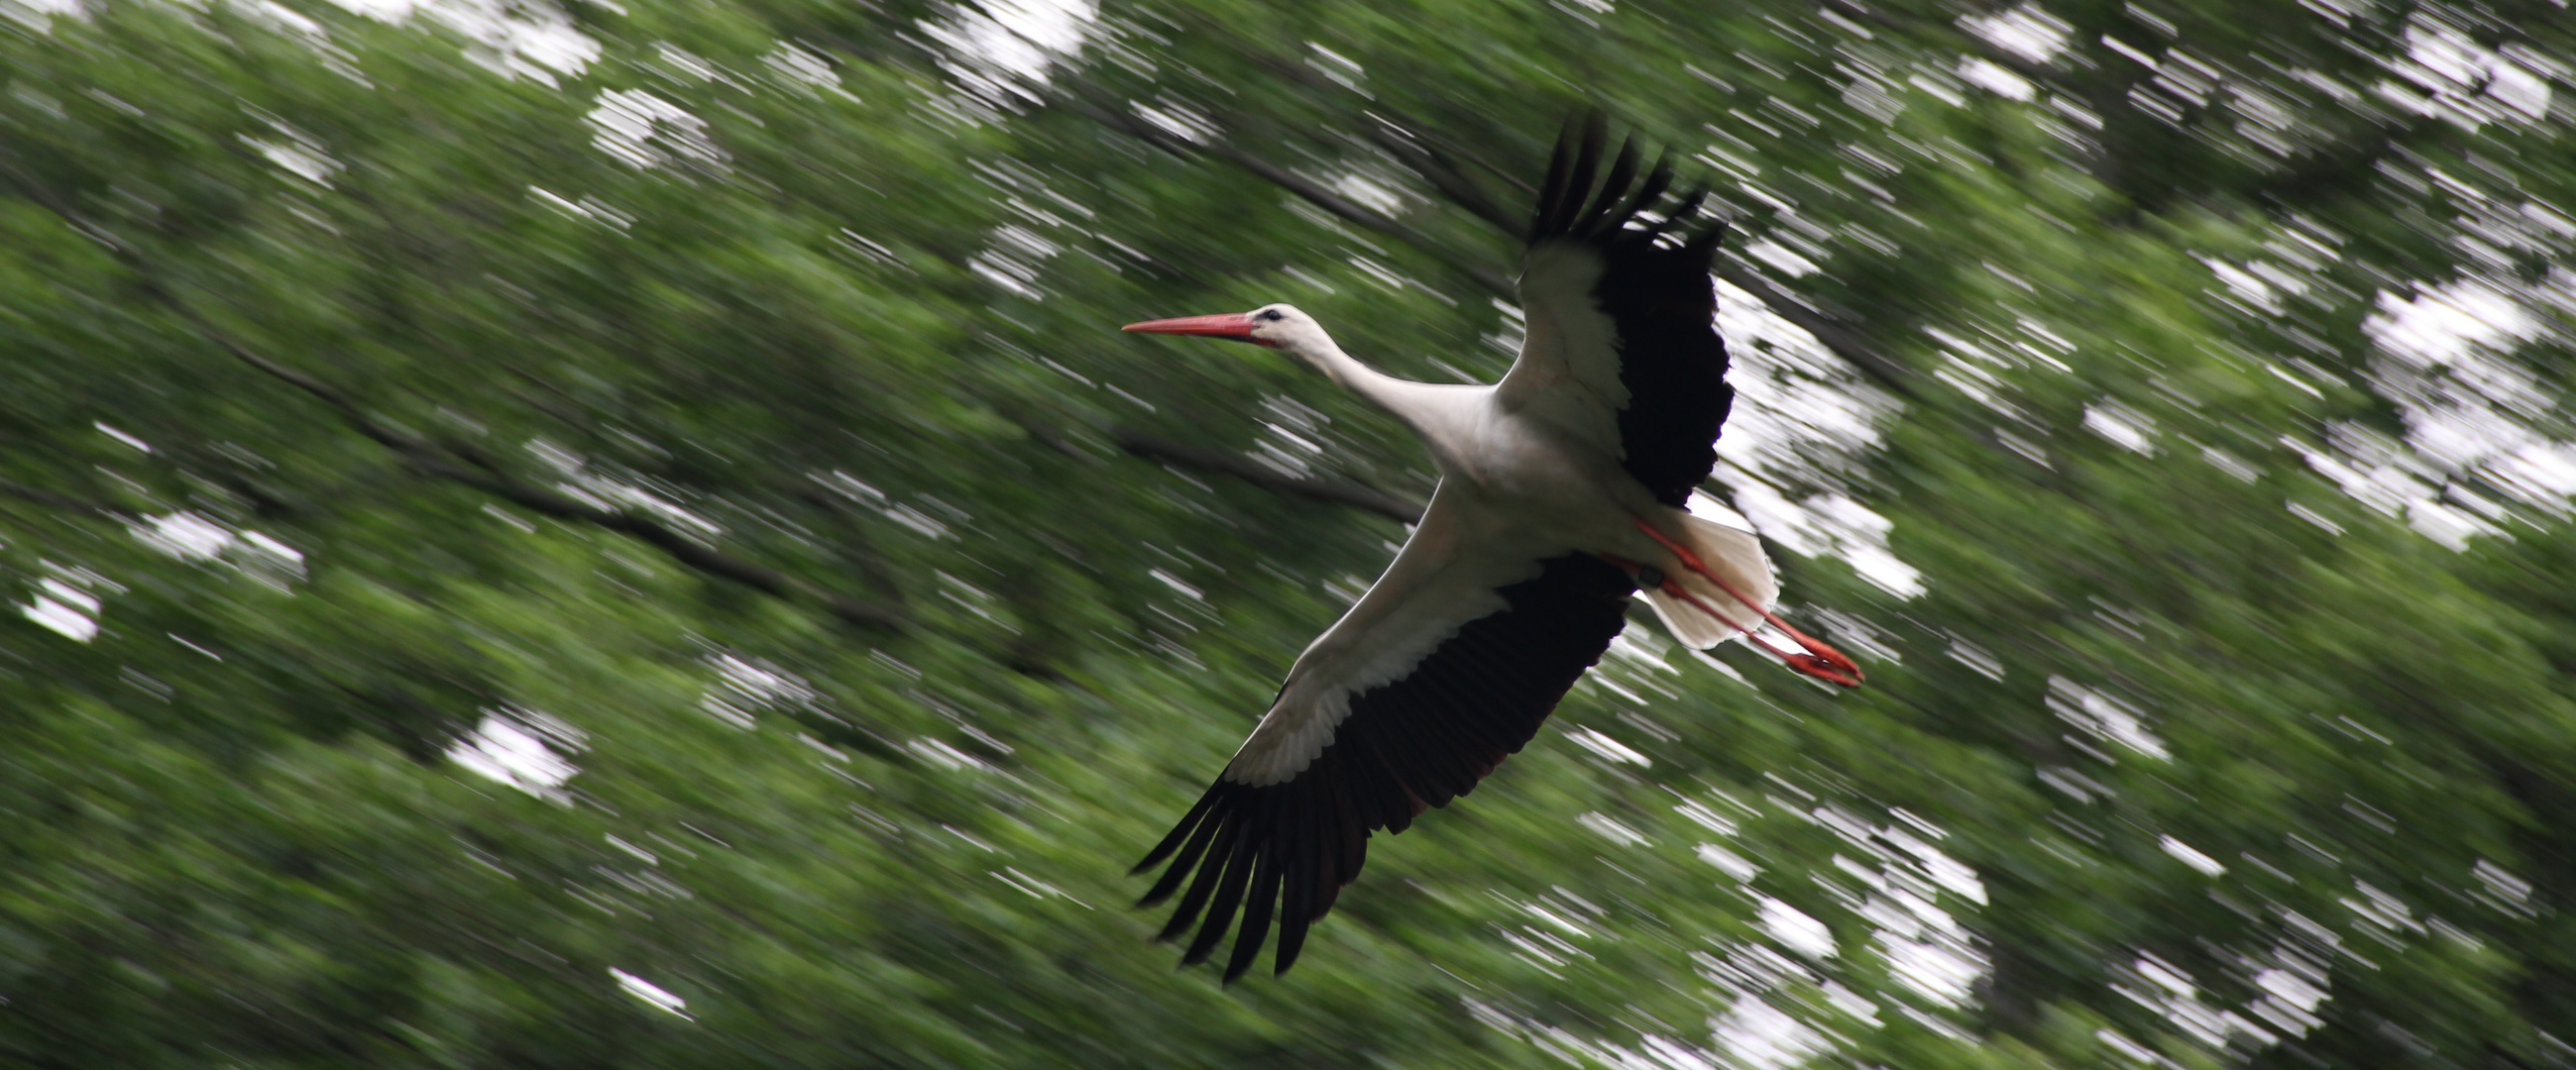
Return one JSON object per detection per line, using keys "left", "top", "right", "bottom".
{"left": 1122, "top": 303, "right": 1332, "bottom": 357}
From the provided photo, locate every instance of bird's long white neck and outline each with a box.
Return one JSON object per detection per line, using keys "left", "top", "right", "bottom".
{"left": 1282, "top": 336, "right": 1487, "bottom": 470}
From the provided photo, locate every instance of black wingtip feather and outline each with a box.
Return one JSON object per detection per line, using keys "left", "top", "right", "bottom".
{"left": 1513, "top": 118, "right": 1736, "bottom": 506}
{"left": 1275, "top": 914, "right": 1309, "bottom": 976}
{"left": 1222, "top": 846, "right": 1282, "bottom": 983}
{"left": 1132, "top": 787, "right": 1221, "bottom": 875}
{"left": 1530, "top": 117, "right": 1579, "bottom": 241}
{"left": 1575, "top": 137, "right": 1641, "bottom": 238}
{"left": 1180, "top": 832, "right": 1259, "bottom": 965}
{"left": 1155, "top": 814, "right": 1242, "bottom": 941}
{"left": 1541, "top": 112, "right": 1608, "bottom": 239}
{"left": 1685, "top": 221, "right": 1730, "bottom": 256}
{"left": 1136, "top": 802, "right": 1226, "bottom": 908}
{"left": 1646, "top": 186, "right": 1710, "bottom": 237}
{"left": 1131, "top": 552, "right": 1638, "bottom": 980}
{"left": 1619, "top": 153, "right": 1675, "bottom": 226}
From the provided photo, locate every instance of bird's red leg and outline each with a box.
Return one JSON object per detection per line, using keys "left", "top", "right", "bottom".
{"left": 1605, "top": 553, "right": 1831, "bottom": 677}
{"left": 1610, "top": 519, "right": 1865, "bottom": 689}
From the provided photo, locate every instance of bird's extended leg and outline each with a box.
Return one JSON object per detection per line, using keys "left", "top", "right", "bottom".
{"left": 1606, "top": 519, "right": 1863, "bottom": 688}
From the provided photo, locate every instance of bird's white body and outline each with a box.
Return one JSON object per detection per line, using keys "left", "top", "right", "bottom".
{"left": 1222, "top": 243, "right": 1775, "bottom": 786}
{"left": 1123, "top": 123, "right": 1849, "bottom": 982}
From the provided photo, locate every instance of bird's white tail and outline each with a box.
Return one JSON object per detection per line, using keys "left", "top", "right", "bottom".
{"left": 1640, "top": 514, "right": 1778, "bottom": 650}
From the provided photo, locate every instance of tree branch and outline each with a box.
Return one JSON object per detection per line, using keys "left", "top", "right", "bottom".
{"left": 0, "top": 154, "right": 907, "bottom": 633}
{"left": 1360, "top": 119, "right": 1524, "bottom": 237}
{"left": 1112, "top": 429, "right": 1423, "bottom": 525}
{"left": 454, "top": 459, "right": 906, "bottom": 630}
{"left": 1219, "top": 47, "right": 1529, "bottom": 237}
{"left": 2251, "top": 117, "right": 2448, "bottom": 208}
{"left": 0, "top": 481, "right": 139, "bottom": 519}
{"left": 1066, "top": 94, "right": 1518, "bottom": 300}
{"left": 1060, "top": 85, "right": 1921, "bottom": 398}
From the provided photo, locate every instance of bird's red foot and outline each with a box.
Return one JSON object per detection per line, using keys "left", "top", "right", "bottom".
{"left": 1606, "top": 519, "right": 1864, "bottom": 689}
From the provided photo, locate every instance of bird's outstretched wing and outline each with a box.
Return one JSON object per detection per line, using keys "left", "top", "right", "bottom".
{"left": 1134, "top": 485, "right": 1634, "bottom": 981}
{"left": 1496, "top": 113, "right": 1735, "bottom": 507}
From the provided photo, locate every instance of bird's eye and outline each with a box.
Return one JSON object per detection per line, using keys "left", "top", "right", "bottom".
{"left": 1258, "top": 310, "right": 1284, "bottom": 322}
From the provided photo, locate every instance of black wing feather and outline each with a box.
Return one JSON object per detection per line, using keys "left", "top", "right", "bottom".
{"left": 1574, "top": 137, "right": 1641, "bottom": 238}
{"left": 1133, "top": 554, "right": 1634, "bottom": 981}
{"left": 1527, "top": 120, "right": 1735, "bottom": 507}
{"left": 1536, "top": 113, "right": 1608, "bottom": 239}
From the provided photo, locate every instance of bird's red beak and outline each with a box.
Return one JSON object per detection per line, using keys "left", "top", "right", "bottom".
{"left": 1122, "top": 313, "right": 1269, "bottom": 345}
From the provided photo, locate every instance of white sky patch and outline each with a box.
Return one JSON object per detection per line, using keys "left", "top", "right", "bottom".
{"left": 589, "top": 89, "right": 727, "bottom": 171}
{"left": 530, "top": 441, "right": 722, "bottom": 539}
{"left": 1251, "top": 393, "right": 1334, "bottom": 479}
{"left": 812, "top": 469, "right": 967, "bottom": 542}
{"left": 2372, "top": 280, "right": 2539, "bottom": 365}
{"left": 762, "top": 42, "right": 854, "bottom": 100}
{"left": 906, "top": 736, "right": 998, "bottom": 773}
{"left": 1885, "top": 928, "right": 1984, "bottom": 1007}
{"left": 2049, "top": 676, "right": 2169, "bottom": 760}
{"left": 1130, "top": 96, "right": 1217, "bottom": 144}
{"left": 1698, "top": 842, "right": 1761, "bottom": 882}
{"left": 1321, "top": 167, "right": 1409, "bottom": 217}
{"left": 1715, "top": 278, "right": 1922, "bottom": 598}
{"left": 1732, "top": 481, "right": 1924, "bottom": 598}
{"left": 95, "top": 421, "right": 151, "bottom": 452}
{"left": 134, "top": 512, "right": 234, "bottom": 561}
{"left": 1576, "top": 811, "right": 1653, "bottom": 847}
{"left": 2083, "top": 400, "right": 2158, "bottom": 455}
{"left": 1960, "top": 3, "right": 2072, "bottom": 64}
{"left": 2202, "top": 257, "right": 2295, "bottom": 316}
{"left": 1802, "top": 803, "right": 1991, "bottom": 1008}
{"left": 449, "top": 708, "right": 587, "bottom": 803}
{"left": 1306, "top": 42, "right": 1367, "bottom": 94}
{"left": 920, "top": 0, "right": 1098, "bottom": 107}
{"left": 700, "top": 652, "right": 829, "bottom": 730}
{"left": 611, "top": 968, "right": 693, "bottom": 1018}
{"left": 2162, "top": 835, "right": 2227, "bottom": 877}
{"left": 2, "top": 0, "right": 83, "bottom": 31}
{"left": 970, "top": 222, "right": 1061, "bottom": 298}
{"left": 529, "top": 186, "right": 633, "bottom": 231}
{"left": 129, "top": 512, "right": 308, "bottom": 592}
{"left": 2116, "top": 949, "right": 2314, "bottom": 1053}
{"left": 1755, "top": 896, "right": 1836, "bottom": 959}
{"left": 1686, "top": 810, "right": 1976, "bottom": 1067}
{"left": 1564, "top": 725, "right": 1651, "bottom": 766}
{"left": 241, "top": 118, "right": 342, "bottom": 186}
{"left": 2474, "top": 858, "right": 2534, "bottom": 914}
{"left": 1711, "top": 999, "right": 1833, "bottom": 1070}
{"left": 2247, "top": 957, "right": 2328, "bottom": 1037}
{"left": 2380, "top": 16, "right": 2556, "bottom": 130}
{"left": 1960, "top": 56, "right": 2036, "bottom": 100}
{"left": 1675, "top": 794, "right": 1740, "bottom": 836}
{"left": 1469, "top": 999, "right": 1737, "bottom": 1070}
{"left": 323, "top": 0, "right": 599, "bottom": 84}
{"left": 2201, "top": 445, "right": 2262, "bottom": 482}
{"left": 1742, "top": 240, "right": 1820, "bottom": 278}
{"left": 2351, "top": 277, "right": 2571, "bottom": 540}
{"left": 22, "top": 578, "right": 98, "bottom": 642}
{"left": 2287, "top": 424, "right": 2501, "bottom": 549}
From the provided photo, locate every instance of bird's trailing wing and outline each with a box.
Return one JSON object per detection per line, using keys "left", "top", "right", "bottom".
{"left": 1133, "top": 486, "right": 1635, "bottom": 981}
{"left": 1498, "top": 113, "right": 1735, "bottom": 507}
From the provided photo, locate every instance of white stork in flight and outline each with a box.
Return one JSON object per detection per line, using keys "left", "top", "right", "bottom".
{"left": 1120, "top": 115, "right": 1862, "bottom": 982}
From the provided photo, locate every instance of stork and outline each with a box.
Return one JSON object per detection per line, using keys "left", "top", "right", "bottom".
{"left": 1120, "top": 116, "right": 1862, "bottom": 982}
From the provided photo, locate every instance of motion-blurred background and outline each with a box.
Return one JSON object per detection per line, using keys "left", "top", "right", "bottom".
{"left": 1, "top": 0, "right": 2571, "bottom": 1064}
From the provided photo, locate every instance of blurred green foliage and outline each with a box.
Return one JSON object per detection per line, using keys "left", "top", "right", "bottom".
{"left": 3, "top": 0, "right": 2575, "bottom": 1064}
